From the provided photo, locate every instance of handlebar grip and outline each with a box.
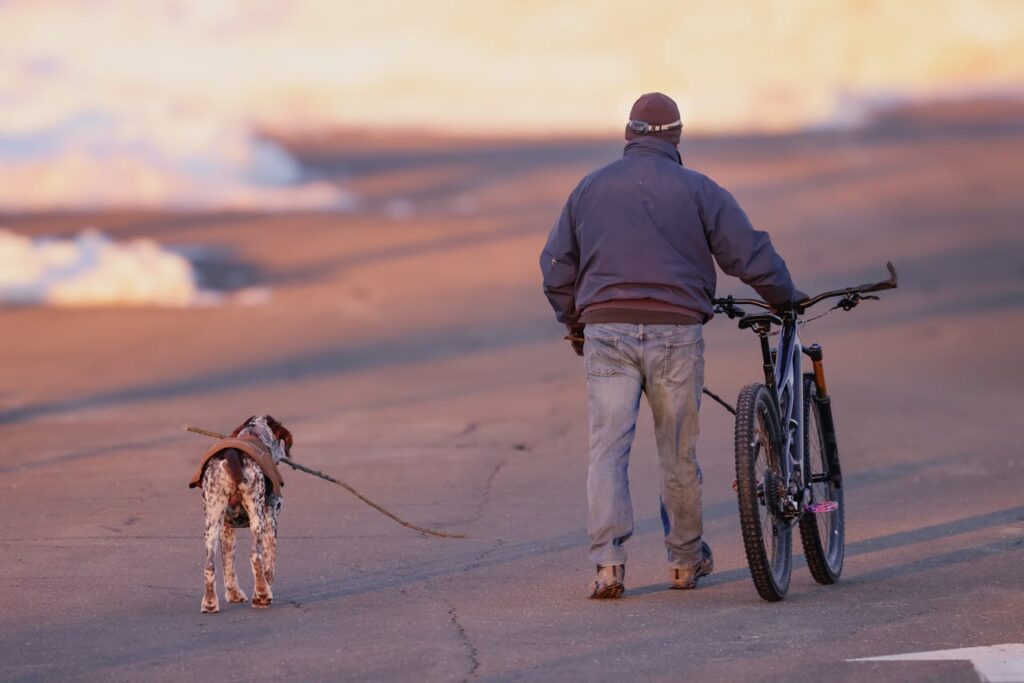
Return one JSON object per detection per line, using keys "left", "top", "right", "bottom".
{"left": 858, "top": 261, "right": 899, "bottom": 293}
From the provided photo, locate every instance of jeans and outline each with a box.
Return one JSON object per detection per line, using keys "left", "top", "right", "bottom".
{"left": 584, "top": 323, "right": 705, "bottom": 568}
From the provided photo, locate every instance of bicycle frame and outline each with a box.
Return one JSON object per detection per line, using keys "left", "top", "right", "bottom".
{"left": 714, "top": 262, "right": 897, "bottom": 518}
{"left": 757, "top": 314, "right": 804, "bottom": 511}
{"left": 752, "top": 313, "right": 849, "bottom": 509}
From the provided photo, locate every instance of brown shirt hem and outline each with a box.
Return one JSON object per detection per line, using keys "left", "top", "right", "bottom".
{"left": 580, "top": 298, "right": 702, "bottom": 325}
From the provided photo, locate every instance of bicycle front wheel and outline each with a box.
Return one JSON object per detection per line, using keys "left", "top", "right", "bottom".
{"left": 799, "top": 376, "right": 845, "bottom": 583}
{"left": 734, "top": 383, "right": 792, "bottom": 601}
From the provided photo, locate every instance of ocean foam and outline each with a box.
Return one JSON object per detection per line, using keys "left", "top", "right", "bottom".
{"left": 0, "top": 229, "right": 215, "bottom": 307}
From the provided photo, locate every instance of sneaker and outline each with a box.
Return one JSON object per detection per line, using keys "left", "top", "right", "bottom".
{"left": 669, "top": 542, "right": 714, "bottom": 590}
{"left": 589, "top": 564, "right": 625, "bottom": 599}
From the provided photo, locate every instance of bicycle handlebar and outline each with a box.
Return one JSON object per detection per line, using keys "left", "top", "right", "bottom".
{"left": 713, "top": 262, "right": 898, "bottom": 318}
{"left": 799, "top": 261, "right": 898, "bottom": 310}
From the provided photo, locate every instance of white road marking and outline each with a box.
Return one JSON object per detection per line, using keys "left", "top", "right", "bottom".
{"left": 850, "top": 644, "right": 1024, "bottom": 682}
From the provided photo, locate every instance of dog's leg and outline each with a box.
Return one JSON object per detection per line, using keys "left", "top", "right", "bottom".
{"left": 241, "top": 475, "right": 273, "bottom": 608}
{"left": 221, "top": 525, "right": 248, "bottom": 603}
{"left": 263, "top": 496, "right": 281, "bottom": 585}
{"left": 200, "top": 476, "right": 229, "bottom": 614}
{"left": 261, "top": 527, "right": 277, "bottom": 586}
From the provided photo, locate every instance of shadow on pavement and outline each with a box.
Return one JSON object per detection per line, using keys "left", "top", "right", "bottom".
{"left": 285, "top": 496, "right": 1023, "bottom": 608}
{"left": 0, "top": 318, "right": 554, "bottom": 426}
{"left": 683, "top": 504, "right": 1024, "bottom": 593}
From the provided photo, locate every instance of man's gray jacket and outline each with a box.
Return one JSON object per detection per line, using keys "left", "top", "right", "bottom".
{"left": 540, "top": 136, "right": 798, "bottom": 325}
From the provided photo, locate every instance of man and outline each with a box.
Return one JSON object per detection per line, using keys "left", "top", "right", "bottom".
{"left": 540, "top": 92, "right": 802, "bottom": 599}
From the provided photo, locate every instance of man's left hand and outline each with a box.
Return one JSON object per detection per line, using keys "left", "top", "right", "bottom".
{"left": 564, "top": 323, "right": 585, "bottom": 356}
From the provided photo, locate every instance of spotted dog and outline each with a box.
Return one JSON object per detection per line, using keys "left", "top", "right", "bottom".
{"left": 188, "top": 415, "right": 291, "bottom": 613}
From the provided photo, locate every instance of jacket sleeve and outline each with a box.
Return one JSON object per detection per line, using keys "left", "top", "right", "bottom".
{"left": 540, "top": 196, "right": 581, "bottom": 325}
{"left": 699, "top": 178, "right": 799, "bottom": 306}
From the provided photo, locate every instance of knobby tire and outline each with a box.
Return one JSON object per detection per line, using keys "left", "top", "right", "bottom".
{"left": 734, "top": 383, "right": 792, "bottom": 601}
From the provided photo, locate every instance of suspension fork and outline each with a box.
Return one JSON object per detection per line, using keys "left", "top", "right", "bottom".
{"left": 804, "top": 343, "right": 828, "bottom": 398}
{"left": 802, "top": 344, "right": 842, "bottom": 487}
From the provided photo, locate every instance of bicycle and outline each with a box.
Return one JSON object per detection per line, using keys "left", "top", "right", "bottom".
{"left": 712, "top": 262, "right": 898, "bottom": 601}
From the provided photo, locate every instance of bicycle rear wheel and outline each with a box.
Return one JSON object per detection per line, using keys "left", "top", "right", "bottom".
{"left": 734, "top": 383, "right": 792, "bottom": 601}
{"left": 799, "top": 376, "right": 845, "bottom": 583}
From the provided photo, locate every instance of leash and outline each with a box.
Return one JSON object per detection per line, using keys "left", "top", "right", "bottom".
{"left": 184, "top": 425, "right": 467, "bottom": 540}
{"left": 701, "top": 387, "right": 736, "bottom": 415}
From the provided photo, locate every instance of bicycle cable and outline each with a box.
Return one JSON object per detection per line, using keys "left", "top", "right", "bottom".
{"left": 706, "top": 295, "right": 872, "bottom": 411}
{"left": 766, "top": 301, "right": 843, "bottom": 337}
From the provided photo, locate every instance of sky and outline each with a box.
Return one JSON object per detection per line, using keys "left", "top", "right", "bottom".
{"left": 1, "top": 0, "right": 1022, "bottom": 209}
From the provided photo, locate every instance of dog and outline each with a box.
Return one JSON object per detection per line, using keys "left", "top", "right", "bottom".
{"left": 189, "top": 415, "right": 292, "bottom": 613}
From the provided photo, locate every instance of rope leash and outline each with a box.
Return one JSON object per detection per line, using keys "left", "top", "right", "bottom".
{"left": 184, "top": 425, "right": 467, "bottom": 539}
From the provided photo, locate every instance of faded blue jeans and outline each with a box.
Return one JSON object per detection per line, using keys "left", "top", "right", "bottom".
{"left": 584, "top": 323, "right": 705, "bottom": 568}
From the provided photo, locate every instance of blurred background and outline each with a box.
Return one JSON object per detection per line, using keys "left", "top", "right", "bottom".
{"left": 1, "top": 0, "right": 1021, "bottom": 211}
{"left": 1, "top": 0, "right": 1021, "bottom": 306}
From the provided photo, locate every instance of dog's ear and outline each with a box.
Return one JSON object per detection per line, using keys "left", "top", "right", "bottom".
{"left": 230, "top": 415, "right": 258, "bottom": 437}
{"left": 265, "top": 415, "right": 293, "bottom": 456}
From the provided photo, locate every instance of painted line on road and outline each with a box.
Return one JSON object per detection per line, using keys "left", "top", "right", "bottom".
{"left": 850, "top": 644, "right": 1024, "bottom": 682}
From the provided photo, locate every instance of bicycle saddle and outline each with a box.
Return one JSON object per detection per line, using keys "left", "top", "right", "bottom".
{"left": 738, "top": 313, "right": 783, "bottom": 330}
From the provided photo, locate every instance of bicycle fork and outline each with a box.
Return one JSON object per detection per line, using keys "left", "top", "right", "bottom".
{"left": 804, "top": 343, "right": 843, "bottom": 488}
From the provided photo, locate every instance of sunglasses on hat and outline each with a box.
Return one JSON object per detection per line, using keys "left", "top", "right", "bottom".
{"left": 628, "top": 119, "right": 683, "bottom": 134}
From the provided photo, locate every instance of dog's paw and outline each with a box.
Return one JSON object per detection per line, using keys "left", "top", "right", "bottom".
{"left": 225, "top": 587, "right": 248, "bottom": 603}
{"left": 201, "top": 598, "right": 220, "bottom": 614}
{"left": 251, "top": 593, "right": 273, "bottom": 609}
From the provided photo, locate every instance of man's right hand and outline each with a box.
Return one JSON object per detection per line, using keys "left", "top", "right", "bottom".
{"left": 770, "top": 289, "right": 810, "bottom": 314}
{"left": 564, "top": 323, "right": 585, "bottom": 356}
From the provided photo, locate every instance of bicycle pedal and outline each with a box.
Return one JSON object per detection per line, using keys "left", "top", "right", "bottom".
{"left": 804, "top": 501, "right": 838, "bottom": 513}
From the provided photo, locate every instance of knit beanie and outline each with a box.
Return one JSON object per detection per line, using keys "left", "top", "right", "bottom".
{"left": 624, "top": 92, "right": 682, "bottom": 145}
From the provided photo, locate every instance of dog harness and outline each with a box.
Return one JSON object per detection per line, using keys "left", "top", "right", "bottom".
{"left": 189, "top": 436, "right": 285, "bottom": 528}
{"left": 188, "top": 436, "right": 285, "bottom": 496}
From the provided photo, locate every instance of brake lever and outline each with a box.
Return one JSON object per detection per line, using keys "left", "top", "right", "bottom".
{"left": 837, "top": 292, "right": 879, "bottom": 311}
{"left": 714, "top": 302, "right": 746, "bottom": 319}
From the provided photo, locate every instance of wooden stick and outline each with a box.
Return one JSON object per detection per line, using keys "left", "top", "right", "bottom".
{"left": 186, "top": 425, "right": 225, "bottom": 439}
{"left": 184, "top": 425, "right": 467, "bottom": 539}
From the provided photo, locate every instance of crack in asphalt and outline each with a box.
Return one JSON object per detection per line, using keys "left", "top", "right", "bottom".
{"left": 467, "top": 537, "right": 506, "bottom": 572}
{"left": 449, "top": 445, "right": 517, "bottom": 528}
{"left": 471, "top": 458, "right": 508, "bottom": 523}
{"left": 446, "top": 603, "right": 481, "bottom": 681}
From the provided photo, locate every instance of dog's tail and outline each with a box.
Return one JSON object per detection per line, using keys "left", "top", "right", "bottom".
{"left": 222, "top": 448, "right": 246, "bottom": 509}
{"left": 221, "top": 448, "right": 245, "bottom": 487}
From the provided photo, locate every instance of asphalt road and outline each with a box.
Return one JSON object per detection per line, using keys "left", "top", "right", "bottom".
{"left": 2, "top": 114, "right": 1023, "bottom": 682}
